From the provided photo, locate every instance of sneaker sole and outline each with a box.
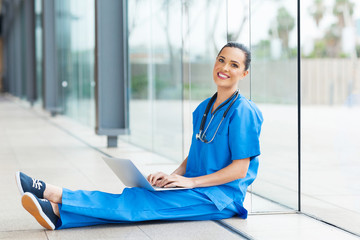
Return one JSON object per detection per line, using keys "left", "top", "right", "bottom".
{"left": 21, "top": 193, "right": 55, "bottom": 230}
{"left": 15, "top": 171, "right": 24, "bottom": 196}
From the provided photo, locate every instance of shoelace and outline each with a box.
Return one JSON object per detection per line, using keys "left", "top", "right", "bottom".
{"left": 32, "top": 178, "right": 43, "bottom": 190}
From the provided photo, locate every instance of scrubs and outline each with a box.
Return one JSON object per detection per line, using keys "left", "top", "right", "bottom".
{"left": 56, "top": 93, "right": 263, "bottom": 229}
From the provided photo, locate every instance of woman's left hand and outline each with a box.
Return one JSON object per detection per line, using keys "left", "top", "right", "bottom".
{"left": 156, "top": 174, "right": 196, "bottom": 189}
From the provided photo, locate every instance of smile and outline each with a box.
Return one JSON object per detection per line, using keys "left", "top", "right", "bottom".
{"left": 217, "top": 72, "right": 229, "bottom": 79}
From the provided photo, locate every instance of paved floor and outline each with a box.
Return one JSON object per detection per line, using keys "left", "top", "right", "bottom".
{"left": 0, "top": 94, "right": 358, "bottom": 240}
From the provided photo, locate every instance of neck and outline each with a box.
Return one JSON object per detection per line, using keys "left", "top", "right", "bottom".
{"left": 216, "top": 87, "right": 237, "bottom": 103}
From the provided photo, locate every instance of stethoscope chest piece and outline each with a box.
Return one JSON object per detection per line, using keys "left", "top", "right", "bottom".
{"left": 196, "top": 133, "right": 200, "bottom": 140}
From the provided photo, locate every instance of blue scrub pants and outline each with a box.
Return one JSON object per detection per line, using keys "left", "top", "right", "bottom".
{"left": 56, "top": 187, "right": 237, "bottom": 229}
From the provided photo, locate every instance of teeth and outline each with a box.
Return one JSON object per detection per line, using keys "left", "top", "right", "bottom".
{"left": 218, "top": 73, "right": 228, "bottom": 78}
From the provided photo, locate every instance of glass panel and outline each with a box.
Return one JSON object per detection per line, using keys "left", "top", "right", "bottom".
{"left": 151, "top": 1, "right": 183, "bottom": 160}
{"left": 301, "top": 0, "right": 360, "bottom": 234}
{"left": 34, "top": 0, "right": 43, "bottom": 106}
{"left": 55, "top": 0, "right": 95, "bottom": 127}
{"left": 55, "top": 0, "right": 69, "bottom": 114}
{"left": 250, "top": 0, "right": 299, "bottom": 211}
{"left": 127, "top": 0, "right": 153, "bottom": 151}
{"left": 127, "top": 0, "right": 183, "bottom": 162}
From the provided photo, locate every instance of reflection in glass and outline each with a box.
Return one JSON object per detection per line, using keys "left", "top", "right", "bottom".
{"left": 250, "top": 0, "right": 299, "bottom": 211}
{"left": 151, "top": 1, "right": 183, "bottom": 159}
{"left": 127, "top": 0, "right": 183, "bottom": 161}
{"left": 55, "top": 0, "right": 95, "bottom": 127}
{"left": 301, "top": 0, "right": 360, "bottom": 234}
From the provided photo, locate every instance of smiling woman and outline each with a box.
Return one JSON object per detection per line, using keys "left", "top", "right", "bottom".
{"left": 16, "top": 42, "right": 263, "bottom": 230}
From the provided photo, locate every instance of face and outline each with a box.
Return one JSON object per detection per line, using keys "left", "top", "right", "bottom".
{"left": 212, "top": 47, "right": 249, "bottom": 91}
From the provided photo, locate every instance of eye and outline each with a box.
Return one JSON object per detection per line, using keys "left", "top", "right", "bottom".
{"left": 231, "top": 63, "right": 239, "bottom": 68}
{"left": 218, "top": 58, "right": 224, "bottom": 63}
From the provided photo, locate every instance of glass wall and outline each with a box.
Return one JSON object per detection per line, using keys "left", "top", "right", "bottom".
{"left": 127, "top": 0, "right": 299, "bottom": 214}
{"left": 34, "top": 0, "right": 43, "bottom": 106}
{"left": 250, "top": 0, "right": 299, "bottom": 211}
{"left": 55, "top": 0, "right": 95, "bottom": 127}
{"left": 301, "top": 0, "right": 360, "bottom": 234}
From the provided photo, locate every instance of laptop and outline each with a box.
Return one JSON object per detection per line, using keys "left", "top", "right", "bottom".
{"left": 102, "top": 156, "right": 191, "bottom": 191}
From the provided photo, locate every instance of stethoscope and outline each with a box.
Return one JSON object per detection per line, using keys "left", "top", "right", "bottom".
{"left": 196, "top": 90, "right": 239, "bottom": 143}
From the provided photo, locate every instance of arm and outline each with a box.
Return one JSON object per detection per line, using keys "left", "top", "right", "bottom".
{"left": 171, "top": 157, "right": 188, "bottom": 176}
{"left": 192, "top": 158, "right": 249, "bottom": 187}
{"left": 156, "top": 157, "right": 250, "bottom": 188}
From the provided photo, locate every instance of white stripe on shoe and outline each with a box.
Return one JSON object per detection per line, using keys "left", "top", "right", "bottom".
{"left": 21, "top": 192, "right": 55, "bottom": 230}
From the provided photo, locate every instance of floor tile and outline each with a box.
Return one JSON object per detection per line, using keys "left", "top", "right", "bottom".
{"left": 224, "top": 213, "right": 359, "bottom": 240}
{"left": 0, "top": 209, "right": 45, "bottom": 231}
{"left": 46, "top": 224, "right": 151, "bottom": 240}
{"left": 139, "top": 221, "right": 243, "bottom": 240}
{"left": 0, "top": 230, "right": 48, "bottom": 240}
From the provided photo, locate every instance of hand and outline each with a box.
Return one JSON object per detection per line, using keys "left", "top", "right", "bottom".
{"left": 147, "top": 172, "right": 169, "bottom": 186}
{"left": 155, "top": 174, "right": 196, "bottom": 189}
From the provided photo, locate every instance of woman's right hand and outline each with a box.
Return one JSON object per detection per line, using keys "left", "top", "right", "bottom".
{"left": 147, "top": 172, "right": 169, "bottom": 186}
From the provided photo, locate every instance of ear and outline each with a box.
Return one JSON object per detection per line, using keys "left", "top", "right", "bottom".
{"left": 241, "top": 70, "right": 249, "bottom": 78}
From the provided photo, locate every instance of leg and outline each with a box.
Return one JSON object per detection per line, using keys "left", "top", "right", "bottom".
{"left": 50, "top": 201, "right": 60, "bottom": 217}
{"left": 40, "top": 183, "right": 62, "bottom": 217}
{"left": 56, "top": 187, "right": 237, "bottom": 229}
{"left": 44, "top": 184, "right": 63, "bottom": 204}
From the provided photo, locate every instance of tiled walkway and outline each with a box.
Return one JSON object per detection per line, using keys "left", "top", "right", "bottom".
{"left": 0, "top": 94, "right": 358, "bottom": 240}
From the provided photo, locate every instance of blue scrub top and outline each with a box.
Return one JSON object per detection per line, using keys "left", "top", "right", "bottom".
{"left": 184, "top": 92, "right": 263, "bottom": 218}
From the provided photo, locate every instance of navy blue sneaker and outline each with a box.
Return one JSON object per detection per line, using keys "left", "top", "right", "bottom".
{"left": 21, "top": 192, "right": 59, "bottom": 230}
{"left": 16, "top": 171, "right": 46, "bottom": 198}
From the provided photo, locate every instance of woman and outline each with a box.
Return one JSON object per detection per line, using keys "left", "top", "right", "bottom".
{"left": 16, "top": 42, "right": 263, "bottom": 230}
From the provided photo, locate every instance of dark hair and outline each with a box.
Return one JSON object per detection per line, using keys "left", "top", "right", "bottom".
{"left": 218, "top": 42, "right": 251, "bottom": 71}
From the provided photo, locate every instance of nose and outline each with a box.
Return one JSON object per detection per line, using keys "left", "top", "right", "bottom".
{"left": 222, "top": 63, "right": 230, "bottom": 71}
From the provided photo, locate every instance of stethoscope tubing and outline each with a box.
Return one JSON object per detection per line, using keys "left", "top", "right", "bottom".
{"left": 197, "top": 90, "right": 239, "bottom": 144}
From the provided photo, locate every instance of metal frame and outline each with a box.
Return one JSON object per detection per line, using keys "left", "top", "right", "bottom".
{"left": 297, "top": 0, "right": 301, "bottom": 212}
